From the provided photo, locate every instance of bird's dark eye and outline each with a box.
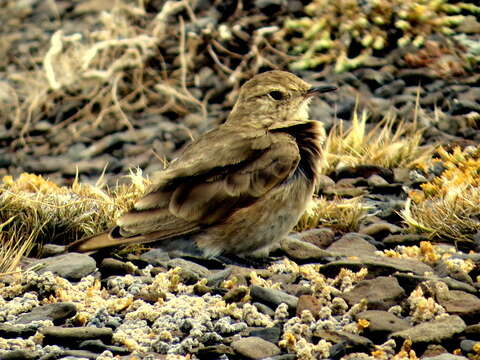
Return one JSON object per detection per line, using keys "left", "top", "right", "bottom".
{"left": 269, "top": 91, "right": 284, "bottom": 100}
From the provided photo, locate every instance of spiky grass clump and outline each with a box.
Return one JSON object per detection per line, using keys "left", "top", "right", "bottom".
{"left": 402, "top": 145, "right": 480, "bottom": 243}
{"left": 279, "top": 0, "right": 480, "bottom": 72}
{"left": 320, "top": 110, "right": 432, "bottom": 174}
{"left": 295, "top": 110, "right": 430, "bottom": 234}
{"left": 0, "top": 171, "right": 150, "bottom": 273}
{"left": 296, "top": 196, "right": 369, "bottom": 233}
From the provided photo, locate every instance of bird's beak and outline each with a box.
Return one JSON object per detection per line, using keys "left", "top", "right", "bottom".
{"left": 305, "top": 85, "right": 337, "bottom": 98}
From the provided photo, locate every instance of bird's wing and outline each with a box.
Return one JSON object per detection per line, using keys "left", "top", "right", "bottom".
{"left": 118, "top": 125, "right": 300, "bottom": 234}
{"left": 69, "top": 126, "right": 300, "bottom": 252}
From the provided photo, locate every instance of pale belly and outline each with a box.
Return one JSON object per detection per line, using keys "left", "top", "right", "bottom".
{"left": 195, "top": 176, "right": 315, "bottom": 257}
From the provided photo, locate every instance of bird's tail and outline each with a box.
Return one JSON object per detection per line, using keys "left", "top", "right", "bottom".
{"left": 67, "top": 228, "right": 192, "bottom": 253}
{"left": 67, "top": 232, "right": 119, "bottom": 253}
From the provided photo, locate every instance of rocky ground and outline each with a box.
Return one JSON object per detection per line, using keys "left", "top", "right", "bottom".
{"left": 1, "top": 0, "right": 480, "bottom": 359}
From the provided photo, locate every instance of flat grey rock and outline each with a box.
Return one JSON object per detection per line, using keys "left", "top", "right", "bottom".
{"left": 37, "top": 253, "right": 96, "bottom": 280}
{"left": 391, "top": 315, "right": 466, "bottom": 343}
{"left": 250, "top": 285, "right": 298, "bottom": 311}
{"left": 14, "top": 302, "right": 76, "bottom": 325}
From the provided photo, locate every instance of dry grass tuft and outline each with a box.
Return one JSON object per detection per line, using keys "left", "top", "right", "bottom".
{"left": 0, "top": 219, "right": 37, "bottom": 275}
{"left": 0, "top": 170, "right": 150, "bottom": 273}
{"left": 296, "top": 196, "right": 370, "bottom": 233}
{"left": 402, "top": 145, "right": 480, "bottom": 244}
{"left": 320, "top": 110, "right": 432, "bottom": 174}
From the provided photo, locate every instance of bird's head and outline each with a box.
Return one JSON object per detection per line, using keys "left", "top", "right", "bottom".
{"left": 226, "top": 70, "right": 336, "bottom": 129}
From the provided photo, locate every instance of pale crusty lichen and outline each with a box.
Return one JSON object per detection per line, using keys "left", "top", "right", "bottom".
{"left": 407, "top": 286, "right": 446, "bottom": 323}
{"left": 0, "top": 291, "right": 39, "bottom": 322}
{"left": 242, "top": 302, "right": 274, "bottom": 327}
{"left": 249, "top": 270, "right": 282, "bottom": 289}
{"left": 380, "top": 241, "right": 476, "bottom": 275}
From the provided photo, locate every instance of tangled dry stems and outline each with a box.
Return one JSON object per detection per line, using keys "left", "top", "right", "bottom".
{"left": 2, "top": 0, "right": 292, "bottom": 153}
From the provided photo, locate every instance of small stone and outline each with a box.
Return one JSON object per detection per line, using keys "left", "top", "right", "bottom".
{"left": 0, "top": 350, "right": 39, "bottom": 360}
{"left": 0, "top": 324, "right": 37, "bottom": 338}
{"left": 460, "top": 339, "right": 478, "bottom": 353}
{"left": 317, "top": 330, "right": 374, "bottom": 356}
{"left": 231, "top": 336, "right": 281, "bottom": 359}
{"left": 359, "top": 222, "right": 402, "bottom": 239}
{"left": 383, "top": 234, "right": 429, "bottom": 246}
{"left": 396, "top": 68, "right": 437, "bottom": 85}
{"left": 37, "top": 253, "right": 96, "bottom": 280}
{"left": 79, "top": 339, "right": 130, "bottom": 355}
{"left": 327, "top": 233, "right": 378, "bottom": 257}
{"left": 335, "top": 95, "right": 357, "bottom": 120}
{"left": 253, "top": 302, "right": 275, "bottom": 317}
{"left": 280, "top": 236, "right": 332, "bottom": 261}
{"left": 139, "top": 248, "right": 170, "bottom": 266}
{"left": 367, "top": 174, "right": 389, "bottom": 186}
{"left": 342, "top": 276, "right": 405, "bottom": 310}
{"left": 249, "top": 326, "right": 281, "bottom": 343}
{"left": 39, "top": 244, "right": 67, "bottom": 257}
{"left": 15, "top": 302, "right": 76, "bottom": 325}
{"left": 296, "top": 228, "right": 335, "bottom": 248}
{"left": 223, "top": 287, "right": 248, "bottom": 303}
{"left": 451, "top": 99, "right": 480, "bottom": 115}
{"left": 296, "top": 295, "right": 323, "bottom": 319}
{"left": 62, "top": 155, "right": 122, "bottom": 176}
{"left": 316, "top": 174, "right": 335, "bottom": 191}
{"left": 100, "top": 258, "right": 137, "bottom": 277}
{"left": 41, "top": 326, "right": 113, "bottom": 346}
{"left": 167, "top": 258, "right": 210, "bottom": 284}
{"left": 435, "top": 260, "right": 474, "bottom": 285}
{"left": 355, "top": 310, "right": 410, "bottom": 337}
{"left": 357, "top": 68, "right": 394, "bottom": 87}
{"left": 250, "top": 285, "right": 298, "bottom": 311}
{"left": 207, "top": 268, "right": 233, "bottom": 287}
{"left": 436, "top": 289, "right": 480, "bottom": 319}
{"left": 391, "top": 315, "right": 466, "bottom": 344}
{"left": 321, "top": 255, "right": 433, "bottom": 278}
{"left": 61, "top": 349, "right": 101, "bottom": 359}
{"left": 196, "top": 344, "right": 235, "bottom": 358}
{"left": 465, "top": 323, "right": 480, "bottom": 338}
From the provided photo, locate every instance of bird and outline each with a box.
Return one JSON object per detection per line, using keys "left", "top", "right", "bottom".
{"left": 68, "top": 70, "right": 336, "bottom": 258}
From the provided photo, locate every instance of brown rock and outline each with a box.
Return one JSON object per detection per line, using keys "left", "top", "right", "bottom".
{"left": 342, "top": 276, "right": 405, "bottom": 310}
{"left": 355, "top": 310, "right": 410, "bottom": 337}
{"left": 297, "top": 228, "right": 335, "bottom": 248}
{"left": 280, "top": 236, "right": 332, "bottom": 260}
{"left": 296, "top": 295, "right": 324, "bottom": 318}
{"left": 231, "top": 336, "right": 281, "bottom": 359}
{"left": 327, "top": 233, "right": 378, "bottom": 257}
{"left": 391, "top": 315, "right": 466, "bottom": 344}
{"left": 437, "top": 289, "right": 480, "bottom": 319}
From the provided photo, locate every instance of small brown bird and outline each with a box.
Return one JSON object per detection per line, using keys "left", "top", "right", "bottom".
{"left": 68, "top": 70, "right": 336, "bottom": 257}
